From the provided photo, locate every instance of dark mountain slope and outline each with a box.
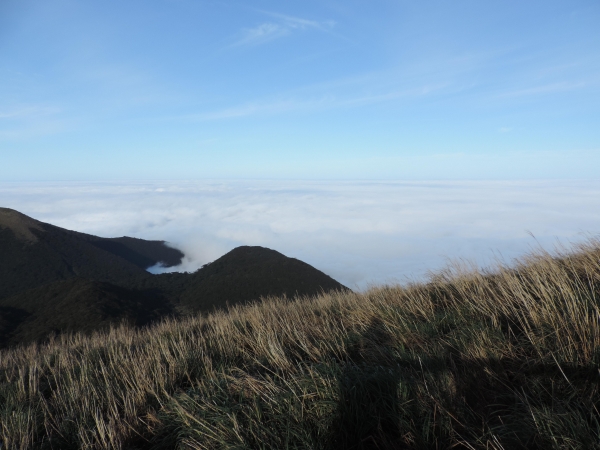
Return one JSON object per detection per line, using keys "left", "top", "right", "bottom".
{"left": 0, "top": 278, "right": 172, "bottom": 346}
{"left": 0, "top": 208, "right": 183, "bottom": 299}
{"left": 177, "top": 246, "right": 347, "bottom": 312}
{"left": 43, "top": 224, "right": 184, "bottom": 270}
{"left": 0, "top": 222, "right": 147, "bottom": 299}
{"left": 0, "top": 208, "right": 348, "bottom": 348}
{"left": 92, "top": 236, "right": 183, "bottom": 269}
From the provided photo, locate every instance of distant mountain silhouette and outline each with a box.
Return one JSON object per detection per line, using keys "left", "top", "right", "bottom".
{"left": 0, "top": 208, "right": 347, "bottom": 347}
{"left": 168, "top": 246, "right": 345, "bottom": 313}
{"left": 0, "top": 207, "right": 184, "bottom": 300}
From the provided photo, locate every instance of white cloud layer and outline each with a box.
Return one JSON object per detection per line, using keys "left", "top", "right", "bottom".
{"left": 1, "top": 180, "right": 599, "bottom": 290}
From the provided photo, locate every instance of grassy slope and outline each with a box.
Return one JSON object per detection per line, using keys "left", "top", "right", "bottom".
{"left": 2, "top": 241, "right": 600, "bottom": 449}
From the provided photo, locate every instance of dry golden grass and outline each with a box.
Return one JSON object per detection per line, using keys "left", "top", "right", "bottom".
{"left": 2, "top": 239, "right": 600, "bottom": 449}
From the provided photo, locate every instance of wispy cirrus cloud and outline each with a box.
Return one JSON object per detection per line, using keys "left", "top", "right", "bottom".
{"left": 0, "top": 105, "right": 61, "bottom": 119}
{"left": 184, "top": 97, "right": 328, "bottom": 120}
{"left": 261, "top": 11, "right": 336, "bottom": 32}
{"left": 498, "top": 81, "right": 590, "bottom": 98}
{"left": 231, "top": 12, "right": 335, "bottom": 47}
{"left": 0, "top": 104, "right": 68, "bottom": 141}
{"left": 181, "top": 83, "right": 448, "bottom": 121}
{"left": 232, "top": 23, "right": 288, "bottom": 47}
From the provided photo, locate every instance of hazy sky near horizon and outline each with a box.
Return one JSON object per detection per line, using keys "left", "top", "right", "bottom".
{"left": 1, "top": 0, "right": 600, "bottom": 180}
{"left": 2, "top": 180, "right": 600, "bottom": 289}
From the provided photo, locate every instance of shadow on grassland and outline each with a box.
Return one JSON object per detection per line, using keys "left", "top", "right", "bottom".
{"left": 326, "top": 317, "right": 600, "bottom": 450}
{"left": 132, "top": 319, "right": 600, "bottom": 450}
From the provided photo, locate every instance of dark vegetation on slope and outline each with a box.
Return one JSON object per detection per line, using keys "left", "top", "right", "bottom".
{"left": 0, "top": 279, "right": 172, "bottom": 346}
{"left": 92, "top": 236, "right": 184, "bottom": 269}
{"left": 0, "top": 208, "right": 347, "bottom": 347}
{"left": 1, "top": 240, "right": 600, "bottom": 449}
{"left": 0, "top": 208, "right": 185, "bottom": 300}
{"left": 178, "top": 246, "right": 346, "bottom": 312}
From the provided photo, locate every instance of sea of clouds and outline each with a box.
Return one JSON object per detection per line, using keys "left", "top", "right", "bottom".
{"left": 1, "top": 180, "right": 599, "bottom": 290}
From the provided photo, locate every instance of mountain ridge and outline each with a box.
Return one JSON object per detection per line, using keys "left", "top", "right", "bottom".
{"left": 0, "top": 207, "right": 44, "bottom": 242}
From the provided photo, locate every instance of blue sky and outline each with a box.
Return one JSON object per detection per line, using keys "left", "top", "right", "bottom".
{"left": 1, "top": 0, "right": 599, "bottom": 180}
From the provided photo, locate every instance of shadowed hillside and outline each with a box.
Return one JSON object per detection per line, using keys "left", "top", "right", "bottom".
{"left": 0, "top": 278, "right": 172, "bottom": 346}
{"left": 0, "top": 207, "right": 184, "bottom": 299}
{"left": 0, "top": 208, "right": 347, "bottom": 347}
{"left": 178, "top": 246, "right": 345, "bottom": 312}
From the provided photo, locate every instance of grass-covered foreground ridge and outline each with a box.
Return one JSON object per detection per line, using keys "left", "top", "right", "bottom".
{"left": 2, "top": 241, "right": 600, "bottom": 449}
